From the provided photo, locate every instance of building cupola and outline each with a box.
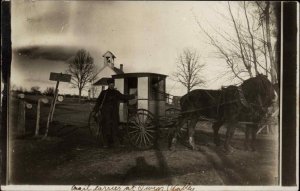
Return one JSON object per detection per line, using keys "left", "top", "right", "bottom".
{"left": 103, "top": 51, "right": 116, "bottom": 68}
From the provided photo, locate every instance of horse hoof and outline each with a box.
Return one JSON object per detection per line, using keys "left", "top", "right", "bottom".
{"left": 169, "top": 145, "right": 176, "bottom": 151}
{"left": 214, "top": 140, "right": 221, "bottom": 146}
{"left": 223, "top": 147, "right": 234, "bottom": 154}
{"left": 224, "top": 149, "right": 233, "bottom": 154}
{"left": 189, "top": 143, "right": 196, "bottom": 150}
{"left": 194, "top": 146, "right": 204, "bottom": 152}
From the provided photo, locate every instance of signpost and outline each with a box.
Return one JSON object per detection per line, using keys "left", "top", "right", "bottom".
{"left": 50, "top": 72, "right": 72, "bottom": 82}
{"left": 44, "top": 72, "right": 71, "bottom": 137}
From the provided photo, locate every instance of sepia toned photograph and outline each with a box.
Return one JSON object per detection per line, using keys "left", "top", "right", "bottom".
{"left": 1, "top": 1, "right": 298, "bottom": 190}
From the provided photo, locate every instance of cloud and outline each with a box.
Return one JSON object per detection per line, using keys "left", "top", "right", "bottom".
{"left": 25, "top": 77, "right": 52, "bottom": 84}
{"left": 14, "top": 45, "right": 80, "bottom": 62}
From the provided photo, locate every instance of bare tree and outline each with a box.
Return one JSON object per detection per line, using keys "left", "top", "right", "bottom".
{"left": 30, "top": 86, "right": 41, "bottom": 95}
{"left": 196, "top": 1, "right": 279, "bottom": 83}
{"left": 11, "top": 85, "right": 26, "bottom": 93}
{"left": 43, "top": 87, "right": 55, "bottom": 96}
{"left": 174, "top": 49, "right": 205, "bottom": 93}
{"left": 255, "top": 1, "right": 279, "bottom": 83}
{"left": 17, "top": 87, "right": 26, "bottom": 93}
{"left": 67, "top": 49, "right": 97, "bottom": 102}
{"left": 11, "top": 84, "right": 18, "bottom": 91}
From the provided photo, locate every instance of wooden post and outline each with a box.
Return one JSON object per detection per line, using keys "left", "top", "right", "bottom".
{"left": 35, "top": 98, "right": 48, "bottom": 136}
{"left": 17, "top": 100, "right": 26, "bottom": 135}
{"left": 45, "top": 80, "right": 59, "bottom": 137}
{"left": 45, "top": 72, "right": 71, "bottom": 138}
{"left": 50, "top": 86, "right": 59, "bottom": 122}
{"left": 35, "top": 99, "right": 41, "bottom": 136}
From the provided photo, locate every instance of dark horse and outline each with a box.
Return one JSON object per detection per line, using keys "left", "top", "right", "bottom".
{"left": 170, "top": 74, "right": 277, "bottom": 152}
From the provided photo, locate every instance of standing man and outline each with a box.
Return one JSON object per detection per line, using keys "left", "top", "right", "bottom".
{"left": 93, "top": 78, "right": 135, "bottom": 148}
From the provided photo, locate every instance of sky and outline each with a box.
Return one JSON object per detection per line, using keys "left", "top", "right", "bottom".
{"left": 11, "top": 1, "right": 245, "bottom": 96}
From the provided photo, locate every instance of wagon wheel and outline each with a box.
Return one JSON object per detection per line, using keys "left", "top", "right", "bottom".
{"left": 126, "top": 109, "right": 158, "bottom": 150}
{"left": 165, "top": 108, "right": 188, "bottom": 142}
{"left": 88, "top": 111, "right": 103, "bottom": 145}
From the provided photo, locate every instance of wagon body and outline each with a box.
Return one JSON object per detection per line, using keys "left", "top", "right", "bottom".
{"left": 89, "top": 72, "right": 194, "bottom": 150}
{"left": 112, "top": 72, "right": 167, "bottom": 122}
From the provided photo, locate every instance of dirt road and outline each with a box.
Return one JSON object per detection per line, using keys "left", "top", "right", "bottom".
{"left": 8, "top": 100, "right": 279, "bottom": 186}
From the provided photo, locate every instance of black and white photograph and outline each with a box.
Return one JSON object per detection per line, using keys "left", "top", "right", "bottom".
{"left": 0, "top": 1, "right": 298, "bottom": 190}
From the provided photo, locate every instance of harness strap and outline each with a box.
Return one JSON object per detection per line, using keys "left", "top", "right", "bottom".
{"left": 237, "top": 86, "right": 250, "bottom": 108}
{"left": 216, "top": 92, "right": 225, "bottom": 116}
{"left": 205, "top": 90, "right": 216, "bottom": 102}
{"left": 180, "top": 100, "right": 239, "bottom": 115}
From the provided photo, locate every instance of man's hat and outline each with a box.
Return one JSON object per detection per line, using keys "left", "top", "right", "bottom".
{"left": 107, "top": 78, "right": 114, "bottom": 84}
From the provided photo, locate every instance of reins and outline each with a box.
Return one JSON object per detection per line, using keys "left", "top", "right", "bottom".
{"left": 179, "top": 99, "right": 240, "bottom": 115}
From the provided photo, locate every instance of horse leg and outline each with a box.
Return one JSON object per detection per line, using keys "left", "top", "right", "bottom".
{"left": 244, "top": 125, "right": 250, "bottom": 151}
{"left": 170, "top": 116, "right": 188, "bottom": 151}
{"left": 250, "top": 125, "right": 258, "bottom": 151}
{"left": 188, "top": 118, "right": 198, "bottom": 150}
{"left": 224, "top": 123, "right": 236, "bottom": 152}
{"left": 212, "top": 120, "right": 223, "bottom": 146}
{"left": 224, "top": 123, "right": 230, "bottom": 151}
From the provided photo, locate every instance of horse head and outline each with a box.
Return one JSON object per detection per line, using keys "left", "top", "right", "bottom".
{"left": 241, "top": 74, "right": 278, "bottom": 121}
{"left": 256, "top": 74, "right": 277, "bottom": 105}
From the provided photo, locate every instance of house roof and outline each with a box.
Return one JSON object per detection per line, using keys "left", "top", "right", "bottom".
{"left": 93, "top": 77, "right": 112, "bottom": 86}
{"left": 112, "top": 72, "right": 167, "bottom": 79}
{"left": 97, "top": 64, "right": 124, "bottom": 77}
{"left": 112, "top": 67, "right": 124, "bottom": 74}
{"left": 102, "top": 51, "right": 116, "bottom": 59}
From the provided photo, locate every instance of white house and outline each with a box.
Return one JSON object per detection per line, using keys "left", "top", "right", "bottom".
{"left": 89, "top": 51, "right": 124, "bottom": 99}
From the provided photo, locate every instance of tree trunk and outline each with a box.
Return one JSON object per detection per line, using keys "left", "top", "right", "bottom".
{"left": 261, "top": 22, "right": 269, "bottom": 76}
{"left": 228, "top": 2, "right": 249, "bottom": 77}
{"left": 265, "top": 2, "right": 277, "bottom": 83}
{"left": 78, "top": 89, "right": 82, "bottom": 103}
{"left": 273, "top": 2, "right": 281, "bottom": 84}
{"left": 244, "top": 2, "right": 259, "bottom": 75}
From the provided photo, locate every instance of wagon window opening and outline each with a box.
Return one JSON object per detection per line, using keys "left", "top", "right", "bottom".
{"left": 125, "top": 77, "right": 137, "bottom": 106}
{"left": 150, "top": 76, "right": 165, "bottom": 101}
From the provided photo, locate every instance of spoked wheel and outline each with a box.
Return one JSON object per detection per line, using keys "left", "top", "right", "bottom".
{"left": 126, "top": 109, "right": 158, "bottom": 150}
{"left": 88, "top": 111, "right": 103, "bottom": 145}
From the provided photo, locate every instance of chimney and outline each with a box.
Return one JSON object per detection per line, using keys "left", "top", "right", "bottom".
{"left": 120, "top": 64, "right": 123, "bottom": 71}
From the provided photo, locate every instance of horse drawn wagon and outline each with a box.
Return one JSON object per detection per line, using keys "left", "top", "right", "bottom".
{"left": 88, "top": 73, "right": 277, "bottom": 151}
{"left": 88, "top": 72, "right": 182, "bottom": 150}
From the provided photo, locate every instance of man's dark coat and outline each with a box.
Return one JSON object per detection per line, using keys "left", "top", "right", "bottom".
{"left": 93, "top": 88, "right": 134, "bottom": 145}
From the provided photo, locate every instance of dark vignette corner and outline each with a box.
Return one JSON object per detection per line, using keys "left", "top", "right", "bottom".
{"left": 0, "top": 0, "right": 298, "bottom": 188}
{"left": 282, "top": 1, "right": 298, "bottom": 186}
{"left": 1, "top": 0, "right": 12, "bottom": 186}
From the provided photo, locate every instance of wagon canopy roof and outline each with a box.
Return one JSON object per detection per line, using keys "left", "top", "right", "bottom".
{"left": 112, "top": 72, "right": 167, "bottom": 79}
